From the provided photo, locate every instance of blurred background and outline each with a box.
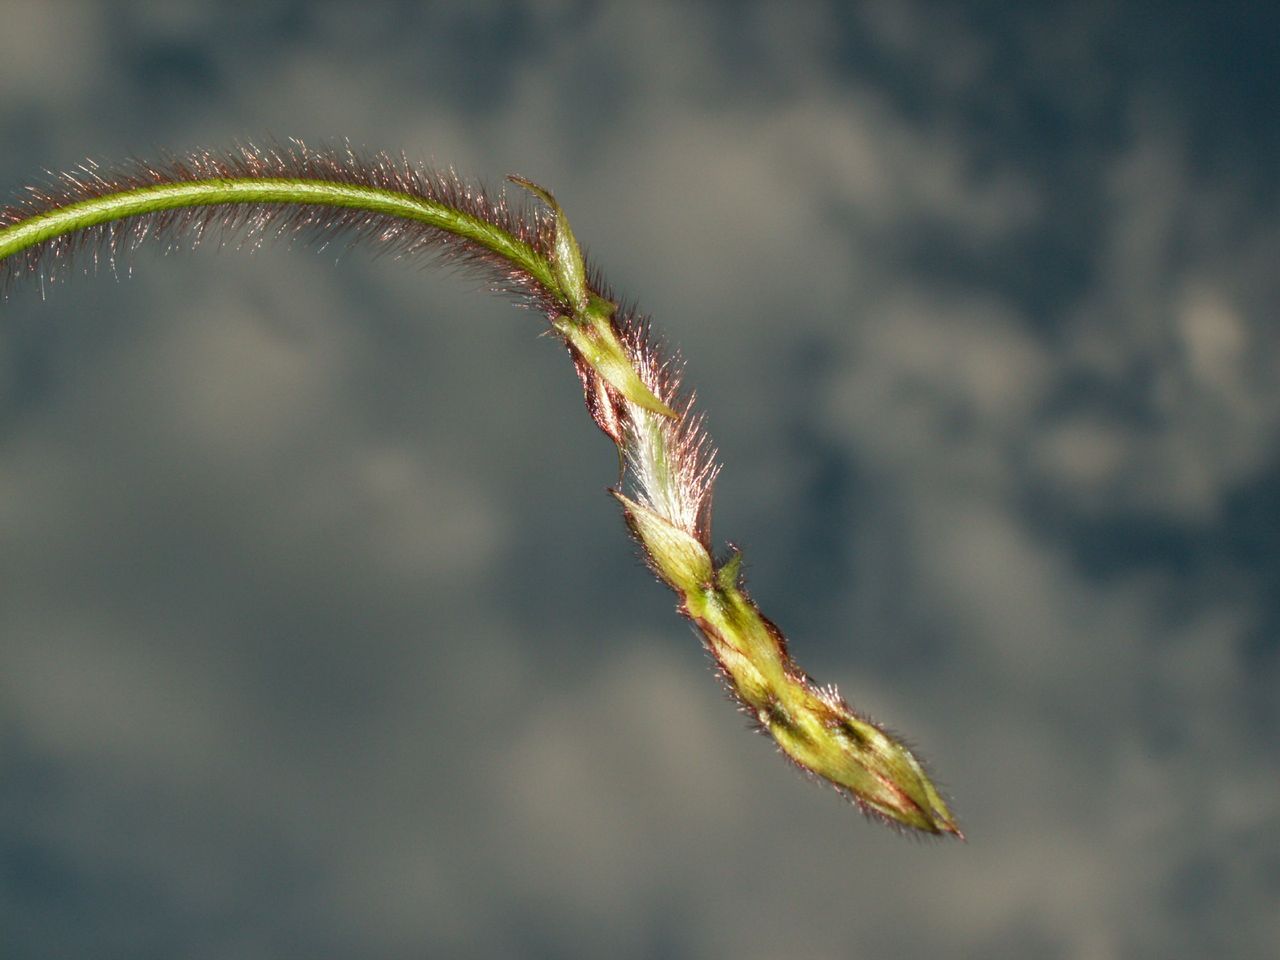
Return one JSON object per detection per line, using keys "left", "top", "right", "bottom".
{"left": 1, "top": 2, "right": 1277, "bottom": 957}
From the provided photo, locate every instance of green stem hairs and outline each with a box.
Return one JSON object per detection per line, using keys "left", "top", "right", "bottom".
{"left": 0, "top": 140, "right": 960, "bottom": 838}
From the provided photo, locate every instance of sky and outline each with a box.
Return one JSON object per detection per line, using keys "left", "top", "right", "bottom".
{"left": 1, "top": 1, "right": 1277, "bottom": 957}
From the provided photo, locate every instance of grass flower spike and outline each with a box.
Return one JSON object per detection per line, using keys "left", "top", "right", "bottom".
{"left": 0, "top": 140, "right": 960, "bottom": 838}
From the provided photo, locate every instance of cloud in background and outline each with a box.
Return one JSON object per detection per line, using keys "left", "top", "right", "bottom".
{"left": 1, "top": 2, "right": 1277, "bottom": 957}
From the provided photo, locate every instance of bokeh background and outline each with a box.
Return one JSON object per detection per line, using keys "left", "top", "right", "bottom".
{"left": 2, "top": 2, "right": 1277, "bottom": 957}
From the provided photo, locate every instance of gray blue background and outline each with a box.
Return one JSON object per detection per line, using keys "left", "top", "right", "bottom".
{"left": 1, "top": 2, "right": 1277, "bottom": 957}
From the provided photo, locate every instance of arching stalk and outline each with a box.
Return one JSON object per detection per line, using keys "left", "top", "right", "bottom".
{"left": 0, "top": 141, "right": 960, "bottom": 837}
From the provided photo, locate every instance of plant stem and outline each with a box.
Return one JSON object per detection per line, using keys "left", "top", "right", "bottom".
{"left": 0, "top": 178, "right": 555, "bottom": 293}
{"left": 0, "top": 148, "right": 961, "bottom": 837}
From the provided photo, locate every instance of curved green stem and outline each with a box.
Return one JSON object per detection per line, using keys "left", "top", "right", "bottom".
{"left": 0, "top": 178, "right": 557, "bottom": 294}
{"left": 0, "top": 174, "right": 677, "bottom": 418}
{"left": 0, "top": 154, "right": 960, "bottom": 837}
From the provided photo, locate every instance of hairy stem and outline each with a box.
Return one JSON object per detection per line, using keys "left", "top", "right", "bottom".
{"left": 0, "top": 144, "right": 960, "bottom": 838}
{"left": 0, "top": 178, "right": 555, "bottom": 292}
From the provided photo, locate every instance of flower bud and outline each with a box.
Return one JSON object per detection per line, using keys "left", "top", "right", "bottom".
{"left": 554, "top": 304, "right": 677, "bottom": 418}
{"left": 689, "top": 559, "right": 963, "bottom": 836}
{"left": 511, "top": 175, "right": 676, "bottom": 419}
{"left": 507, "top": 175, "right": 588, "bottom": 313}
{"left": 612, "top": 490, "right": 712, "bottom": 592}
